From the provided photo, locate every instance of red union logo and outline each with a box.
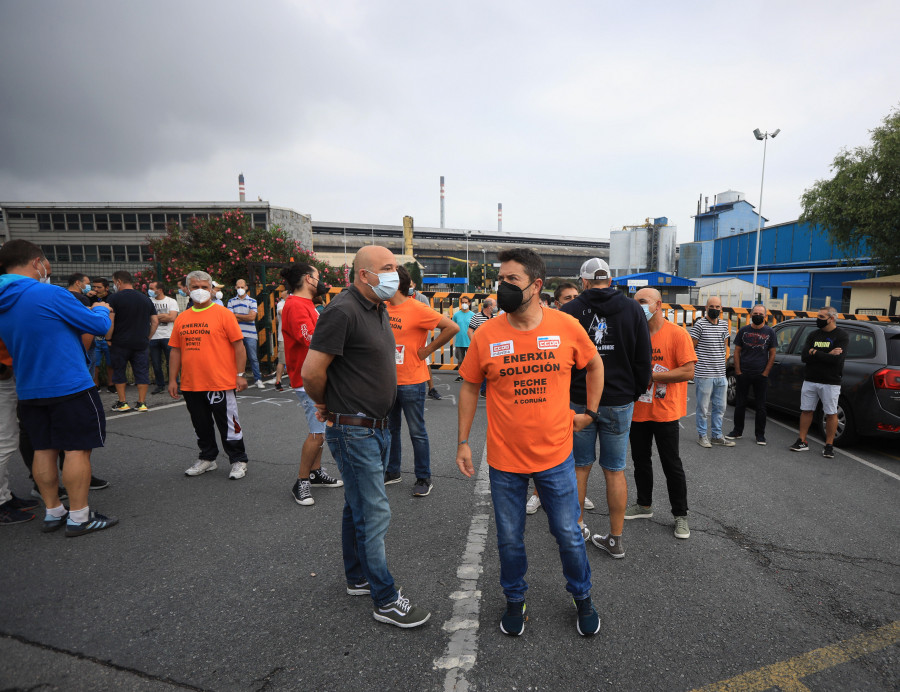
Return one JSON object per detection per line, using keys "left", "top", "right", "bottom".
{"left": 537, "top": 336, "right": 560, "bottom": 349}
{"left": 490, "top": 340, "right": 514, "bottom": 357}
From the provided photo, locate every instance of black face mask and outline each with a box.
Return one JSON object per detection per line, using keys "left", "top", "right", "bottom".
{"left": 308, "top": 276, "right": 328, "bottom": 297}
{"left": 706, "top": 308, "right": 720, "bottom": 320}
{"left": 751, "top": 314, "right": 765, "bottom": 325}
{"left": 816, "top": 318, "right": 830, "bottom": 329}
{"left": 497, "top": 281, "right": 534, "bottom": 313}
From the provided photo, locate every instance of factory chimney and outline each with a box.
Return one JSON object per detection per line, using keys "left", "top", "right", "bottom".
{"left": 440, "top": 176, "right": 445, "bottom": 228}
{"left": 239, "top": 173, "right": 246, "bottom": 202}
{"left": 498, "top": 203, "right": 502, "bottom": 232}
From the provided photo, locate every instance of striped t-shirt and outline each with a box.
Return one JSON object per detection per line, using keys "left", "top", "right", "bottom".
{"left": 467, "top": 310, "right": 494, "bottom": 332}
{"left": 227, "top": 295, "right": 259, "bottom": 340}
{"left": 688, "top": 317, "right": 729, "bottom": 377}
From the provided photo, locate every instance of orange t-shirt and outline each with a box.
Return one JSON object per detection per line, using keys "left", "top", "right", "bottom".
{"left": 632, "top": 319, "right": 697, "bottom": 423}
{"left": 386, "top": 298, "right": 443, "bottom": 385}
{"left": 169, "top": 304, "right": 244, "bottom": 392}
{"left": 0, "top": 339, "right": 11, "bottom": 367}
{"left": 459, "top": 309, "right": 596, "bottom": 473}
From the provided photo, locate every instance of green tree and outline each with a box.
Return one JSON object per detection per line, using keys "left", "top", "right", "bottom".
{"left": 139, "top": 209, "right": 347, "bottom": 289}
{"left": 471, "top": 262, "right": 498, "bottom": 291}
{"left": 801, "top": 107, "right": 900, "bottom": 274}
{"left": 404, "top": 261, "right": 422, "bottom": 287}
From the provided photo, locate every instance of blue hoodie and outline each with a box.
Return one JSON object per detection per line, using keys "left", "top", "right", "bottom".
{"left": 0, "top": 274, "right": 111, "bottom": 400}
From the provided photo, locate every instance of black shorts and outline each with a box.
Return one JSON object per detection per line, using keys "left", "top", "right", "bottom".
{"left": 18, "top": 387, "right": 106, "bottom": 451}
{"left": 111, "top": 344, "right": 150, "bottom": 385}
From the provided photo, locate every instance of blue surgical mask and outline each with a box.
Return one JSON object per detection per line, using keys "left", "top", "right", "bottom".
{"left": 178, "top": 289, "right": 187, "bottom": 297}
{"left": 366, "top": 270, "right": 399, "bottom": 300}
{"left": 81, "top": 286, "right": 91, "bottom": 295}
{"left": 642, "top": 304, "right": 654, "bottom": 321}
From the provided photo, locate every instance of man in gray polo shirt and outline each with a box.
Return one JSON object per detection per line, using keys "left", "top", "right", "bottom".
{"left": 302, "top": 245, "right": 431, "bottom": 629}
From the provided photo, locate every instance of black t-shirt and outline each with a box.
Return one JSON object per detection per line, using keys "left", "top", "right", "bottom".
{"left": 734, "top": 324, "right": 776, "bottom": 375}
{"left": 801, "top": 327, "right": 849, "bottom": 384}
{"left": 309, "top": 284, "right": 397, "bottom": 419}
{"left": 70, "top": 290, "right": 92, "bottom": 307}
{"left": 108, "top": 289, "right": 156, "bottom": 349}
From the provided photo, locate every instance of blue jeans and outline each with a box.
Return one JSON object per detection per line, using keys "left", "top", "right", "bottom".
{"left": 243, "top": 337, "right": 262, "bottom": 382}
{"left": 387, "top": 382, "right": 431, "bottom": 480}
{"left": 570, "top": 402, "right": 633, "bottom": 471}
{"left": 149, "top": 339, "right": 171, "bottom": 387}
{"left": 488, "top": 453, "right": 591, "bottom": 603}
{"left": 325, "top": 424, "right": 398, "bottom": 608}
{"left": 695, "top": 376, "right": 727, "bottom": 439}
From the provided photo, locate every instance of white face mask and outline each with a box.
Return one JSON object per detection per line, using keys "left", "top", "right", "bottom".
{"left": 236, "top": 287, "right": 246, "bottom": 297}
{"left": 215, "top": 291, "right": 223, "bottom": 301}
{"left": 190, "top": 289, "right": 211, "bottom": 304}
{"left": 35, "top": 259, "right": 50, "bottom": 283}
{"left": 460, "top": 303, "right": 469, "bottom": 311}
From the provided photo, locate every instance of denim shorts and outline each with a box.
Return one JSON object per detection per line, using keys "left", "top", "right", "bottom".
{"left": 570, "top": 401, "right": 633, "bottom": 471}
{"left": 801, "top": 381, "right": 840, "bottom": 416}
{"left": 295, "top": 388, "right": 326, "bottom": 435}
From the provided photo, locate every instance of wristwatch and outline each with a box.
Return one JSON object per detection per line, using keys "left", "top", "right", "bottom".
{"left": 584, "top": 409, "right": 602, "bottom": 423}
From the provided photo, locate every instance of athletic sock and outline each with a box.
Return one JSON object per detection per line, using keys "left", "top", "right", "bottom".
{"left": 46, "top": 505, "right": 67, "bottom": 518}
{"left": 69, "top": 507, "right": 90, "bottom": 523}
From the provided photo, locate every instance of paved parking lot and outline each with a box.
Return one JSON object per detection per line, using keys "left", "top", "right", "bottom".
{"left": 1, "top": 374, "right": 897, "bottom": 691}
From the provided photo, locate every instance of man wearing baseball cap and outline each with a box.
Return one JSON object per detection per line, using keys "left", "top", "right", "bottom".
{"left": 561, "top": 258, "right": 651, "bottom": 558}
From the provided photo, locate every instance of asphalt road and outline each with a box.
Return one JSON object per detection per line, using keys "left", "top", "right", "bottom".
{"left": 1, "top": 374, "right": 898, "bottom": 692}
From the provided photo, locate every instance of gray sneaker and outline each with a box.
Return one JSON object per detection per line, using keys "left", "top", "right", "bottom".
{"left": 697, "top": 435, "right": 712, "bottom": 448}
{"left": 711, "top": 437, "right": 735, "bottom": 447}
{"left": 373, "top": 592, "right": 431, "bottom": 628}
{"left": 674, "top": 516, "right": 690, "bottom": 539}
{"left": 591, "top": 533, "right": 625, "bottom": 558}
{"left": 624, "top": 503, "right": 653, "bottom": 520}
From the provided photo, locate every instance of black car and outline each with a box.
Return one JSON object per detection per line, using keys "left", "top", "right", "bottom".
{"left": 726, "top": 318, "right": 900, "bottom": 446}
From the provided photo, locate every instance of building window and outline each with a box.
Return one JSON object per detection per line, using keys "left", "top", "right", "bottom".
{"left": 81, "top": 214, "right": 95, "bottom": 231}
{"left": 109, "top": 214, "right": 123, "bottom": 231}
{"left": 70, "top": 245, "right": 84, "bottom": 262}
{"left": 138, "top": 213, "right": 151, "bottom": 231}
{"left": 65, "top": 213, "right": 80, "bottom": 231}
{"left": 151, "top": 213, "right": 166, "bottom": 230}
{"left": 252, "top": 212, "right": 266, "bottom": 228}
{"left": 113, "top": 245, "right": 127, "bottom": 261}
{"left": 123, "top": 214, "right": 137, "bottom": 231}
{"left": 141, "top": 245, "right": 153, "bottom": 261}
{"left": 98, "top": 245, "right": 112, "bottom": 261}
{"left": 126, "top": 245, "right": 141, "bottom": 261}
{"left": 95, "top": 213, "right": 109, "bottom": 231}
{"left": 52, "top": 214, "right": 66, "bottom": 231}
{"left": 42, "top": 246, "right": 55, "bottom": 261}
{"left": 84, "top": 245, "right": 99, "bottom": 262}
{"left": 55, "top": 245, "right": 70, "bottom": 262}
{"left": 38, "top": 214, "right": 51, "bottom": 231}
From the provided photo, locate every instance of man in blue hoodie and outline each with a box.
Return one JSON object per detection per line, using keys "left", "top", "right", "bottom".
{"left": 0, "top": 240, "right": 118, "bottom": 537}
{"left": 561, "top": 258, "right": 652, "bottom": 558}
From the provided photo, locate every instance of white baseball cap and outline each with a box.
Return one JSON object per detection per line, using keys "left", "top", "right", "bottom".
{"left": 579, "top": 258, "right": 611, "bottom": 280}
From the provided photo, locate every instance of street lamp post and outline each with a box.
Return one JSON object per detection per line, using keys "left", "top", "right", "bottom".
{"left": 465, "top": 231, "right": 470, "bottom": 293}
{"left": 482, "top": 248, "right": 487, "bottom": 291}
{"left": 751, "top": 127, "right": 780, "bottom": 305}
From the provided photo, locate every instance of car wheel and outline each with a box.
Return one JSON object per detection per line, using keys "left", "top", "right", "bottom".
{"left": 824, "top": 396, "right": 857, "bottom": 447}
{"left": 726, "top": 373, "right": 737, "bottom": 406}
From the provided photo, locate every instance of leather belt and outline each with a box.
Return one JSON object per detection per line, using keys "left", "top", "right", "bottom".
{"left": 327, "top": 413, "right": 389, "bottom": 429}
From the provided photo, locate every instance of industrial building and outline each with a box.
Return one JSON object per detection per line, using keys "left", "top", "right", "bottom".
{"left": 609, "top": 217, "right": 677, "bottom": 276}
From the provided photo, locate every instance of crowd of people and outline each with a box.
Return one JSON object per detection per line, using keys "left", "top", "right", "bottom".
{"left": 0, "top": 238, "right": 851, "bottom": 638}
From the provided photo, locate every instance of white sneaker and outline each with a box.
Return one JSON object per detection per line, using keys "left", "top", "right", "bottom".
{"left": 229, "top": 461, "right": 248, "bottom": 479}
{"left": 579, "top": 522, "right": 590, "bottom": 541}
{"left": 255, "top": 380, "right": 265, "bottom": 389}
{"left": 185, "top": 459, "right": 217, "bottom": 476}
{"left": 526, "top": 494, "right": 541, "bottom": 515}
{"left": 697, "top": 435, "right": 712, "bottom": 448}
{"left": 584, "top": 496, "right": 595, "bottom": 510}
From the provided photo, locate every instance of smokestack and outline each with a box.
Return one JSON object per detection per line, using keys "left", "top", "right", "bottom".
{"left": 498, "top": 203, "right": 502, "bottom": 232}
{"left": 704, "top": 196, "right": 708, "bottom": 213}
{"left": 239, "top": 173, "right": 246, "bottom": 202}
{"left": 440, "top": 176, "right": 445, "bottom": 229}
{"left": 697, "top": 194, "right": 702, "bottom": 216}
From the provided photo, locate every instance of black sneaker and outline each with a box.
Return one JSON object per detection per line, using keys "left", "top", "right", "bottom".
{"left": 454, "top": 376, "right": 463, "bottom": 382}
{"left": 427, "top": 387, "right": 442, "bottom": 400}
{"left": 725, "top": 430, "right": 742, "bottom": 440}
{"left": 111, "top": 401, "right": 131, "bottom": 412}
{"left": 151, "top": 385, "right": 166, "bottom": 395}
{"left": 384, "top": 472, "right": 402, "bottom": 485}
{"left": 274, "top": 382, "right": 284, "bottom": 392}
{"left": 500, "top": 601, "right": 526, "bottom": 636}
{"left": 823, "top": 444, "right": 835, "bottom": 458}
{"left": 30, "top": 486, "right": 67, "bottom": 502}
{"left": 347, "top": 580, "right": 371, "bottom": 596}
{"left": 789, "top": 439, "right": 809, "bottom": 452}
{"left": 65, "top": 510, "right": 119, "bottom": 537}
{"left": 89, "top": 475, "right": 110, "bottom": 490}
{"left": 413, "top": 478, "right": 432, "bottom": 497}
{"left": 479, "top": 391, "right": 487, "bottom": 399}
{"left": 291, "top": 479, "right": 314, "bottom": 506}
{"left": 0, "top": 503, "right": 35, "bottom": 525}
{"left": 373, "top": 592, "right": 431, "bottom": 628}
{"left": 575, "top": 596, "right": 600, "bottom": 636}
{"left": 756, "top": 435, "right": 767, "bottom": 446}
{"left": 106, "top": 385, "right": 116, "bottom": 393}
{"left": 309, "top": 468, "right": 343, "bottom": 487}
{"left": 7, "top": 493, "right": 39, "bottom": 512}
{"left": 42, "top": 510, "right": 69, "bottom": 532}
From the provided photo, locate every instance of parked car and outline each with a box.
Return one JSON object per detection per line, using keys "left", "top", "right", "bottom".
{"left": 726, "top": 318, "right": 900, "bottom": 446}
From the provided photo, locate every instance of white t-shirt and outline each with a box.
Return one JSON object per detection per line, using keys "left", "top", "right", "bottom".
{"left": 276, "top": 298, "right": 285, "bottom": 342}
{"left": 151, "top": 296, "right": 180, "bottom": 341}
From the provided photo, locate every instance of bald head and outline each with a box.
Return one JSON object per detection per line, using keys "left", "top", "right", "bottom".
{"left": 635, "top": 287, "right": 661, "bottom": 304}
{"left": 354, "top": 245, "right": 398, "bottom": 302}
{"left": 705, "top": 296, "right": 722, "bottom": 310}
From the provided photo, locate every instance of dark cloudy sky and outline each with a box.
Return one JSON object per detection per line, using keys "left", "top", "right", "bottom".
{"left": 1, "top": 0, "right": 898, "bottom": 242}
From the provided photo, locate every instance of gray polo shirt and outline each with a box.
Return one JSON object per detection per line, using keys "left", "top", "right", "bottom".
{"left": 309, "top": 284, "right": 397, "bottom": 419}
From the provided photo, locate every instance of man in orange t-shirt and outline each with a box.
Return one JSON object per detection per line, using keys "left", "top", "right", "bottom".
{"left": 384, "top": 266, "right": 458, "bottom": 496}
{"left": 168, "top": 270, "right": 250, "bottom": 480}
{"left": 628, "top": 288, "right": 697, "bottom": 540}
{"left": 456, "top": 248, "right": 604, "bottom": 638}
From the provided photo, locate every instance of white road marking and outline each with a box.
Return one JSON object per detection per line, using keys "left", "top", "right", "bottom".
{"left": 435, "top": 445, "right": 490, "bottom": 691}
{"left": 765, "top": 416, "right": 900, "bottom": 481}
{"left": 105, "top": 400, "right": 185, "bottom": 420}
